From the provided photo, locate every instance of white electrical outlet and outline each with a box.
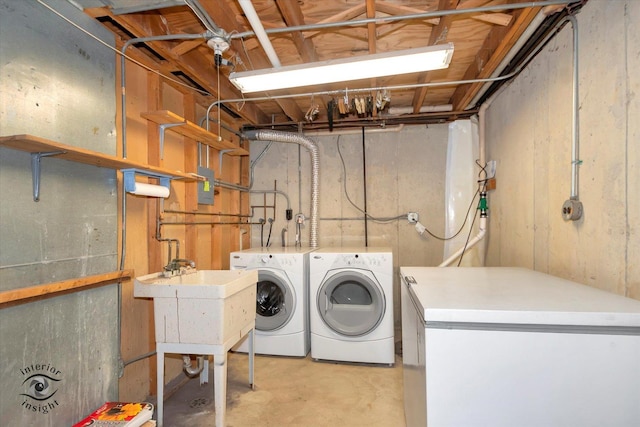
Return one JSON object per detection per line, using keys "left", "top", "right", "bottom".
{"left": 407, "top": 212, "right": 419, "bottom": 223}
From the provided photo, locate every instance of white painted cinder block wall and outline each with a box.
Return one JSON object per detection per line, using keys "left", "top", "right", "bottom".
{"left": 485, "top": 0, "right": 639, "bottom": 300}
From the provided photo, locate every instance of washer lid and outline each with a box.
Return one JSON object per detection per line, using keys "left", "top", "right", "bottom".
{"left": 317, "top": 270, "right": 385, "bottom": 336}
{"left": 255, "top": 270, "right": 295, "bottom": 331}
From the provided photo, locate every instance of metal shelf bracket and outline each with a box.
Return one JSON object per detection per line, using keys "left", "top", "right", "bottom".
{"left": 159, "top": 122, "right": 187, "bottom": 160}
{"left": 31, "top": 151, "right": 66, "bottom": 202}
{"left": 121, "top": 168, "right": 172, "bottom": 193}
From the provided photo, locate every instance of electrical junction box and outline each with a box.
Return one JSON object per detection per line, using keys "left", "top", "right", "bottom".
{"left": 198, "top": 166, "right": 215, "bottom": 205}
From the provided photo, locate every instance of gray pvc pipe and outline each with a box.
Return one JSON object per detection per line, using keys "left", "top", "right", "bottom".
{"left": 244, "top": 130, "right": 320, "bottom": 248}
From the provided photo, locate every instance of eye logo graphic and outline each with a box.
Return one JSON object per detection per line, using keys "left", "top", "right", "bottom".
{"left": 19, "top": 364, "right": 62, "bottom": 415}
{"left": 21, "top": 374, "right": 60, "bottom": 401}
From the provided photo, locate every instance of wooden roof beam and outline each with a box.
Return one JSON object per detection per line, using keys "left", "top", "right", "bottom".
{"left": 450, "top": 4, "right": 541, "bottom": 110}
{"left": 366, "top": 0, "right": 378, "bottom": 54}
{"left": 375, "top": 1, "right": 440, "bottom": 25}
{"left": 303, "top": 4, "right": 366, "bottom": 40}
{"left": 411, "top": 0, "right": 460, "bottom": 113}
{"left": 275, "top": 0, "right": 318, "bottom": 62}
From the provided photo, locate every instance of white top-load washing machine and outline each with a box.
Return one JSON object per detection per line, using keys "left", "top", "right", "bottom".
{"left": 230, "top": 246, "right": 315, "bottom": 357}
{"left": 309, "top": 247, "right": 394, "bottom": 365}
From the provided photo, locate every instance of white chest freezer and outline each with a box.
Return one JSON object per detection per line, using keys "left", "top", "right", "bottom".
{"left": 400, "top": 267, "right": 640, "bottom": 427}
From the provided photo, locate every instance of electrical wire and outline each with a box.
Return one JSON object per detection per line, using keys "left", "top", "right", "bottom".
{"left": 419, "top": 159, "right": 489, "bottom": 241}
{"left": 266, "top": 219, "right": 274, "bottom": 247}
{"left": 454, "top": 160, "right": 488, "bottom": 265}
{"left": 456, "top": 205, "right": 480, "bottom": 267}
{"left": 419, "top": 189, "right": 479, "bottom": 241}
{"left": 336, "top": 136, "right": 408, "bottom": 223}
{"left": 260, "top": 220, "right": 265, "bottom": 247}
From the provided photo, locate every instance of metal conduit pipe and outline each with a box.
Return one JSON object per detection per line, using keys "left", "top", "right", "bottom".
{"left": 562, "top": 15, "right": 583, "bottom": 220}
{"left": 244, "top": 130, "right": 320, "bottom": 248}
{"left": 213, "top": 179, "right": 249, "bottom": 192}
{"left": 185, "top": 0, "right": 223, "bottom": 34}
{"left": 120, "top": 33, "right": 209, "bottom": 158}
{"left": 160, "top": 221, "right": 261, "bottom": 226}
{"left": 164, "top": 209, "right": 252, "bottom": 218}
{"left": 115, "top": 33, "right": 209, "bottom": 380}
{"left": 250, "top": 189, "right": 291, "bottom": 211}
{"left": 568, "top": 15, "right": 580, "bottom": 201}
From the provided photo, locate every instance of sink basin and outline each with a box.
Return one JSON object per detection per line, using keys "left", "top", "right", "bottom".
{"left": 134, "top": 270, "right": 258, "bottom": 345}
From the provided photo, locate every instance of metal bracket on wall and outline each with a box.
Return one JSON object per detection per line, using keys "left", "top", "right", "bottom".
{"left": 121, "top": 168, "right": 171, "bottom": 193}
{"left": 158, "top": 122, "right": 187, "bottom": 160}
{"left": 30, "top": 151, "right": 65, "bottom": 202}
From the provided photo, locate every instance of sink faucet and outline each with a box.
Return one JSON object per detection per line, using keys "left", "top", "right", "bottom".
{"left": 164, "top": 258, "right": 196, "bottom": 275}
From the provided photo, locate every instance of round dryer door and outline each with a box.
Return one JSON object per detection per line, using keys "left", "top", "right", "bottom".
{"left": 255, "top": 270, "right": 295, "bottom": 331}
{"left": 317, "top": 271, "right": 385, "bottom": 337}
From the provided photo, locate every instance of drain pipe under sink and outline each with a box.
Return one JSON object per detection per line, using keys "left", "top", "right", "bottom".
{"left": 182, "top": 355, "right": 205, "bottom": 377}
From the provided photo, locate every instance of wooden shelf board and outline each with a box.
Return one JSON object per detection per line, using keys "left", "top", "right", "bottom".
{"left": 0, "top": 269, "right": 134, "bottom": 306}
{"left": 141, "top": 110, "right": 249, "bottom": 156}
{"left": 0, "top": 134, "right": 204, "bottom": 181}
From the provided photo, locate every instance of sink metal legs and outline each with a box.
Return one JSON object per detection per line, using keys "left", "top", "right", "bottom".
{"left": 155, "top": 327, "right": 255, "bottom": 426}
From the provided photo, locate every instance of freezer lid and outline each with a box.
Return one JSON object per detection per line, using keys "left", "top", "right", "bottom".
{"left": 400, "top": 267, "right": 640, "bottom": 329}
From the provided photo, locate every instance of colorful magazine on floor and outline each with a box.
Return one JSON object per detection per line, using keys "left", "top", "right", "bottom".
{"left": 73, "top": 402, "right": 154, "bottom": 427}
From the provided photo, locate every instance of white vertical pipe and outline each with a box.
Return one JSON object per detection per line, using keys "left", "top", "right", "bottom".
{"left": 439, "top": 217, "right": 487, "bottom": 267}
{"left": 440, "top": 79, "right": 508, "bottom": 267}
{"left": 238, "top": 0, "right": 281, "bottom": 67}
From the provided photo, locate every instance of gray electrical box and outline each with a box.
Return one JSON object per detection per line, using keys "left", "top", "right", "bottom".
{"left": 198, "top": 166, "right": 215, "bottom": 205}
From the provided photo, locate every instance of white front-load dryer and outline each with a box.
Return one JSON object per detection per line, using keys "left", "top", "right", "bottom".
{"left": 309, "top": 247, "right": 394, "bottom": 365}
{"left": 230, "top": 247, "right": 315, "bottom": 357}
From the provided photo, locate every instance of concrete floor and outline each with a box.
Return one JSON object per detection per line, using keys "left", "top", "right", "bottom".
{"left": 155, "top": 351, "right": 405, "bottom": 426}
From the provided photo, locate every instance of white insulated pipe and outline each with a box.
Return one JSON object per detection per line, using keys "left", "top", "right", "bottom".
{"left": 439, "top": 217, "right": 487, "bottom": 267}
{"left": 244, "top": 130, "right": 320, "bottom": 248}
{"left": 238, "top": 0, "right": 281, "bottom": 67}
{"left": 439, "top": 77, "right": 497, "bottom": 267}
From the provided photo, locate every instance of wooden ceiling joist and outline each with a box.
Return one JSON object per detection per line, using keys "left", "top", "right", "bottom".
{"left": 412, "top": 0, "right": 461, "bottom": 113}
{"left": 79, "top": 0, "right": 561, "bottom": 130}
{"left": 449, "top": 5, "right": 542, "bottom": 110}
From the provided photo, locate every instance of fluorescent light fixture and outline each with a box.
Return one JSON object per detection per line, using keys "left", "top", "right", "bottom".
{"left": 229, "top": 43, "right": 454, "bottom": 93}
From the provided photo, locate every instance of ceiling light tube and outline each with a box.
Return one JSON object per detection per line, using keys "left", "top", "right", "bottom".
{"left": 229, "top": 43, "right": 454, "bottom": 93}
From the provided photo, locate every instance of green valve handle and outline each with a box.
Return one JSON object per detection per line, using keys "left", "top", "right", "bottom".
{"left": 478, "top": 198, "right": 488, "bottom": 211}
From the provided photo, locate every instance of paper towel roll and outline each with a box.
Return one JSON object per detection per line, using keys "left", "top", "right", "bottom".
{"left": 129, "top": 182, "right": 170, "bottom": 198}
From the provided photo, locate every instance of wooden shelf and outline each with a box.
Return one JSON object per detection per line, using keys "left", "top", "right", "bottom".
{"left": 0, "top": 134, "right": 205, "bottom": 182}
{"left": 0, "top": 269, "right": 134, "bottom": 306}
{"left": 141, "top": 110, "right": 249, "bottom": 156}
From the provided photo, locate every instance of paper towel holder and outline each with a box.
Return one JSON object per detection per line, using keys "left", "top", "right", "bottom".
{"left": 122, "top": 168, "right": 172, "bottom": 198}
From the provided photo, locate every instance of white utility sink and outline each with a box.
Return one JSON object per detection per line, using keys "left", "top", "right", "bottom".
{"left": 134, "top": 269, "right": 259, "bottom": 427}
{"left": 134, "top": 269, "right": 258, "bottom": 345}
